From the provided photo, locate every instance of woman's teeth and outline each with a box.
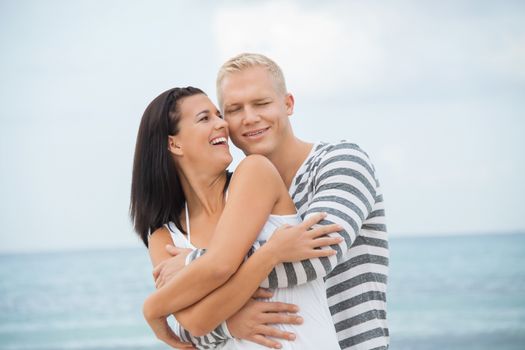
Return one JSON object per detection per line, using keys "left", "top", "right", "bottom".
{"left": 210, "top": 137, "right": 227, "bottom": 145}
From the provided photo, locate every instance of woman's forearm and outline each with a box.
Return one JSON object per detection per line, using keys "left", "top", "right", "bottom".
{"left": 143, "top": 251, "right": 234, "bottom": 321}
{"left": 174, "top": 244, "right": 279, "bottom": 336}
{"left": 144, "top": 157, "right": 284, "bottom": 322}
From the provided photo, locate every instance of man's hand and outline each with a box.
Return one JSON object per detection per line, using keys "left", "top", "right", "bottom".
{"left": 227, "top": 288, "right": 303, "bottom": 349}
{"left": 153, "top": 245, "right": 193, "bottom": 289}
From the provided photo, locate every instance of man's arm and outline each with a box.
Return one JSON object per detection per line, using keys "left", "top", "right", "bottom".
{"left": 181, "top": 143, "right": 379, "bottom": 288}
{"left": 261, "top": 143, "right": 380, "bottom": 288}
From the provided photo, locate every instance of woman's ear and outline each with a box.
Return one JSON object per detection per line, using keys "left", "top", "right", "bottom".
{"left": 168, "top": 135, "right": 183, "bottom": 156}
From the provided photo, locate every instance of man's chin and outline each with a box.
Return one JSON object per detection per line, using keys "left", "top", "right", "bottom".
{"left": 236, "top": 140, "right": 273, "bottom": 157}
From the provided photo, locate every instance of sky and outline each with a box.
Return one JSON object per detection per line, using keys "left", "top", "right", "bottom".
{"left": 0, "top": 0, "right": 524, "bottom": 253}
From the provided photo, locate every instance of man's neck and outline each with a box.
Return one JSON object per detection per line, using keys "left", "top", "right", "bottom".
{"left": 267, "top": 137, "right": 313, "bottom": 189}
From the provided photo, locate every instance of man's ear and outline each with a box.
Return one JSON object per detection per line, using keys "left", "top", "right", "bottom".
{"left": 285, "top": 93, "right": 295, "bottom": 116}
{"left": 168, "top": 135, "right": 183, "bottom": 156}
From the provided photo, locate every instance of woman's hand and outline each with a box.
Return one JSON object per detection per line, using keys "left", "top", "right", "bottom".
{"left": 143, "top": 297, "right": 196, "bottom": 349}
{"left": 265, "top": 212, "right": 343, "bottom": 263}
{"left": 153, "top": 245, "right": 193, "bottom": 289}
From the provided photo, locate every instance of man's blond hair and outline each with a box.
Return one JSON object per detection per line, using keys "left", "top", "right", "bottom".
{"left": 216, "top": 53, "right": 287, "bottom": 106}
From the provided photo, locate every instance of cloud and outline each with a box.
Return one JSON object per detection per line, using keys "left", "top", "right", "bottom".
{"left": 212, "top": 0, "right": 386, "bottom": 96}
{"left": 212, "top": 0, "right": 525, "bottom": 100}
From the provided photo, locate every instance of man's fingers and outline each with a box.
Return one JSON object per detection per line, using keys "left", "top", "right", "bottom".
{"left": 249, "top": 334, "right": 283, "bottom": 349}
{"left": 300, "top": 212, "right": 327, "bottom": 230}
{"left": 260, "top": 301, "right": 299, "bottom": 313}
{"left": 257, "top": 325, "right": 296, "bottom": 341}
{"left": 252, "top": 288, "right": 273, "bottom": 299}
{"left": 156, "top": 330, "right": 195, "bottom": 349}
{"left": 261, "top": 311, "right": 303, "bottom": 326}
{"left": 164, "top": 337, "right": 195, "bottom": 349}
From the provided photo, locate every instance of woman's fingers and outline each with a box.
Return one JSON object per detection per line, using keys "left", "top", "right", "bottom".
{"left": 299, "top": 212, "right": 327, "bottom": 230}
{"left": 310, "top": 248, "right": 338, "bottom": 258}
{"left": 252, "top": 288, "right": 273, "bottom": 299}
{"left": 307, "top": 223, "right": 343, "bottom": 238}
{"left": 152, "top": 260, "right": 166, "bottom": 281}
{"left": 310, "top": 236, "right": 344, "bottom": 248}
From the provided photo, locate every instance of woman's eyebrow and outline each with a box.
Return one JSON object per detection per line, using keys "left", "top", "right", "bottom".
{"left": 195, "top": 109, "right": 210, "bottom": 117}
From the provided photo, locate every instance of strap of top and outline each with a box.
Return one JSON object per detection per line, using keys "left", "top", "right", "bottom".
{"left": 185, "top": 201, "right": 191, "bottom": 244}
{"left": 184, "top": 188, "right": 228, "bottom": 246}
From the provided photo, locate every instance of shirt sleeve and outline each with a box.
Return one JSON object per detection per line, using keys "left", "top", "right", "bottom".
{"left": 176, "top": 317, "right": 233, "bottom": 348}
{"left": 185, "top": 143, "right": 380, "bottom": 289}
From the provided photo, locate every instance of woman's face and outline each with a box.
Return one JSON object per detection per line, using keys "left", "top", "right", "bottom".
{"left": 170, "top": 94, "right": 232, "bottom": 172}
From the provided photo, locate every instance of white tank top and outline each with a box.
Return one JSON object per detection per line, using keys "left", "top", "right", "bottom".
{"left": 165, "top": 206, "right": 339, "bottom": 349}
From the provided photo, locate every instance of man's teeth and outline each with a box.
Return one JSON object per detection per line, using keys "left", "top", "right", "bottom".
{"left": 210, "top": 137, "right": 227, "bottom": 145}
{"left": 246, "top": 129, "right": 266, "bottom": 136}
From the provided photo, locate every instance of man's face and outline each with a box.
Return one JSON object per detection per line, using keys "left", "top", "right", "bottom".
{"left": 219, "top": 66, "right": 294, "bottom": 157}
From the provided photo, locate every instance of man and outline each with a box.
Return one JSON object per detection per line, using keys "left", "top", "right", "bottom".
{"left": 156, "top": 53, "right": 389, "bottom": 349}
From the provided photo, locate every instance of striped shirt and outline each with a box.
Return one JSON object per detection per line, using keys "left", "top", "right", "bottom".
{"left": 181, "top": 141, "right": 389, "bottom": 349}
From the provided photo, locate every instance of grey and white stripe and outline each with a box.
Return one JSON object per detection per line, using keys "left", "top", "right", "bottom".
{"left": 181, "top": 141, "right": 389, "bottom": 350}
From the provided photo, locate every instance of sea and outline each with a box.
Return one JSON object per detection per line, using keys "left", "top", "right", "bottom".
{"left": 1, "top": 233, "right": 524, "bottom": 350}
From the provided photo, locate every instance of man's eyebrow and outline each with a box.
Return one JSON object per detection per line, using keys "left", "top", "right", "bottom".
{"left": 224, "top": 103, "right": 240, "bottom": 109}
{"left": 253, "top": 97, "right": 271, "bottom": 103}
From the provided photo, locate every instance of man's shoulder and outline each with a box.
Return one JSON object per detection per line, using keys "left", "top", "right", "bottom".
{"left": 305, "top": 140, "right": 378, "bottom": 183}
{"left": 313, "top": 140, "right": 372, "bottom": 163}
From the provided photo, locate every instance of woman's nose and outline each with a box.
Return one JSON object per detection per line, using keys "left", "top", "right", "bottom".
{"left": 214, "top": 115, "right": 228, "bottom": 129}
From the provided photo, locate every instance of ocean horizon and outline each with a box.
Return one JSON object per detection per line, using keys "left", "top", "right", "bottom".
{"left": 1, "top": 232, "right": 524, "bottom": 349}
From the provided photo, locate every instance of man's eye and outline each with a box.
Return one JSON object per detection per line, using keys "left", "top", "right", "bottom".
{"left": 226, "top": 108, "right": 240, "bottom": 114}
{"left": 199, "top": 116, "right": 209, "bottom": 122}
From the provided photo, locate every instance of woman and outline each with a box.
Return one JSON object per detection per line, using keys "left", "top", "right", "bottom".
{"left": 130, "top": 87, "right": 341, "bottom": 349}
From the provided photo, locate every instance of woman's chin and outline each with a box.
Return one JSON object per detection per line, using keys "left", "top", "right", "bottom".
{"left": 222, "top": 154, "right": 233, "bottom": 170}
{"left": 208, "top": 154, "right": 233, "bottom": 173}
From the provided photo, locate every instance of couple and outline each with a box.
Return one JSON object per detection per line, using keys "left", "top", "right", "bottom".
{"left": 130, "top": 53, "right": 389, "bottom": 350}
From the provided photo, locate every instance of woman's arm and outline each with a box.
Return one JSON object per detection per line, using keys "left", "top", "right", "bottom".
{"left": 173, "top": 215, "right": 341, "bottom": 336}
{"left": 145, "top": 227, "right": 197, "bottom": 349}
{"left": 143, "top": 155, "right": 287, "bottom": 320}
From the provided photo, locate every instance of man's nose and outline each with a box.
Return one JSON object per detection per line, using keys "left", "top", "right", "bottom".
{"left": 242, "top": 107, "right": 261, "bottom": 125}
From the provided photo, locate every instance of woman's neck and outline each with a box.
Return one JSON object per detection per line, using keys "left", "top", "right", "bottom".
{"left": 178, "top": 168, "right": 228, "bottom": 218}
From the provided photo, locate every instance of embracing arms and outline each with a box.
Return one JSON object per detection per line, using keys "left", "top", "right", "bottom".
{"left": 143, "top": 155, "right": 283, "bottom": 321}
{"left": 177, "top": 143, "right": 382, "bottom": 289}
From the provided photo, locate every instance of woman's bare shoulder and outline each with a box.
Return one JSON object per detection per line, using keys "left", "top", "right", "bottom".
{"left": 233, "top": 154, "right": 280, "bottom": 180}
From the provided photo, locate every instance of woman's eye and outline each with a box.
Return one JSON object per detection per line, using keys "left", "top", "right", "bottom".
{"left": 199, "top": 116, "right": 209, "bottom": 122}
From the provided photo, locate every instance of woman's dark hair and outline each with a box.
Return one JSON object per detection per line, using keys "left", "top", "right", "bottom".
{"left": 130, "top": 86, "right": 231, "bottom": 247}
